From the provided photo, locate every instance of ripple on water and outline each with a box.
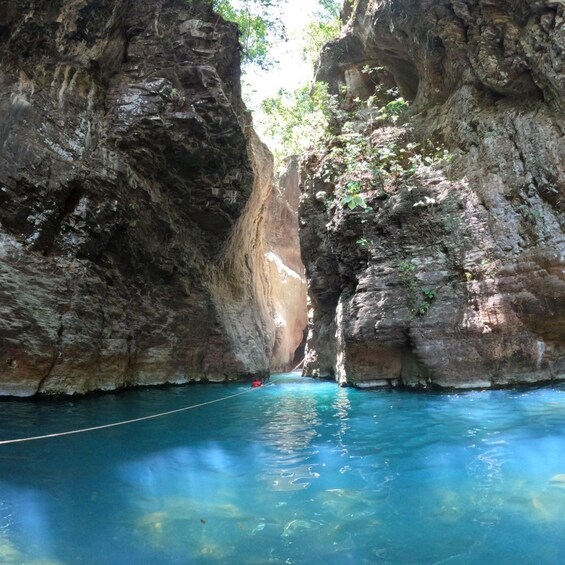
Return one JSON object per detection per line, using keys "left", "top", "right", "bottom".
{"left": 2, "top": 377, "right": 565, "bottom": 563}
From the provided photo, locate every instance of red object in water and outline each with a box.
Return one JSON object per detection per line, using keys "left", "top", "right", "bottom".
{"left": 251, "top": 380, "right": 262, "bottom": 388}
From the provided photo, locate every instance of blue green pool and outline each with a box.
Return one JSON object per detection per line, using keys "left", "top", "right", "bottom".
{"left": 1, "top": 373, "right": 565, "bottom": 564}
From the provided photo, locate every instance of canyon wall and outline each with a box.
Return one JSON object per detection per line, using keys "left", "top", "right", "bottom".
{"left": 0, "top": 0, "right": 305, "bottom": 395}
{"left": 300, "top": 0, "right": 565, "bottom": 388}
{"left": 264, "top": 157, "right": 308, "bottom": 372}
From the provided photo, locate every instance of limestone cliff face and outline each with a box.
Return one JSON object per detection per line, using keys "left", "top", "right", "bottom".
{"left": 0, "top": 0, "right": 302, "bottom": 395}
{"left": 300, "top": 0, "right": 565, "bottom": 388}
{"left": 264, "top": 157, "right": 308, "bottom": 372}
{"left": 210, "top": 131, "right": 307, "bottom": 378}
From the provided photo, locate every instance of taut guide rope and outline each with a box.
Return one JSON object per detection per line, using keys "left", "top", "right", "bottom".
{"left": 0, "top": 363, "right": 304, "bottom": 446}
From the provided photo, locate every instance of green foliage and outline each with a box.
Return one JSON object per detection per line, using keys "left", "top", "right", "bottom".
{"left": 192, "top": 0, "right": 287, "bottom": 68}
{"left": 302, "top": 89, "right": 454, "bottom": 219}
{"left": 202, "top": 0, "right": 340, "bottom": 69}
{"left": 380, "top": 97, "right": 409, "bottom": 123}
{"left": 399, "top": 260, "right": 416, "bottom": 273}
{"left": 346, "top": 180, "right": 361, "bottom": 192}
{"left": 340, "top": 193, "right": 368, "bottom": 210}
{"left": 306, "top": 0, "right": 342, "bottom": 61}
{"left": 251, "top": 0, "right": 342, "bottom": 162}
{"left": 398, "top": 262, "right": 438, "bottom": 316}
{"left": 260, "top": 82, "right": 337, "bottom": 169}
{"left": 517, "top": 202, "right": 541, "bottom": 224}
{"left": 422, "top": 288, "right": 437, "bottom": 301}
{"left": 356, "top": 237, "right": 372, "bottom": 248}
{"left": 325, "top": 97, "right": 416, "bottom": 198}
{"left": 316, "top": 0, "right": 341, "bottom": 18}
{"left": 484, "top": 128, "right": 500, "bottom": 139}
{"left": 399, "top": 260, "right": 417, "bottom": 287}
{"left": 362, "top": 64, "right": 383, "bottom": 74}
{"left": 399, "top": 260, "right": 418, "bottom": 302}
{"left": 414, "top": 300, "right": 431, "bottom": 316}
{"left": 327, "top": 127, "right": 453, "bottom": 200}
{"left": 337, "top": 180, "right": 366, "bottom": 209}
{"left": 169, "top": 88, "right": 186, "bottom": 107}
{"left": 414, "top": 289, "right": 437, "bottom": 316}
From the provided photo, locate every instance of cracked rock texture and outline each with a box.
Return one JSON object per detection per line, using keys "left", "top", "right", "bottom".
{"left": 0, "top": 0, "right": 305, "bottom": 395}
{"left": 300, "top": 0, "right": 565, "bottom": 388}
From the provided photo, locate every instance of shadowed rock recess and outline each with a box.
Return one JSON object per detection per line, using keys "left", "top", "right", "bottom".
{"left": 300, "top": 0, "right": 565, "bottom": 388}
{"left": 0, "top": 0, "right": 306, "bottom": 395}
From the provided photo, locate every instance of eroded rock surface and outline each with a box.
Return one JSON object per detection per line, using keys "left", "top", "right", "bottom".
{"left": 301, "top": 0, "right": 565, "bottom": 388}
{"left": 0, "top": 0, "right": 305, "bottom": 395}
{"left": 264, "top": 157, "right": 308, "bottom": 372}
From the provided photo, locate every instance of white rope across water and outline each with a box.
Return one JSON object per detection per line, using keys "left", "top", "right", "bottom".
{"left": 0, "top": 386, "right": 256, "bottom": 446}
{"left": 0, "top": 365, "right": 305, "bottom": 446}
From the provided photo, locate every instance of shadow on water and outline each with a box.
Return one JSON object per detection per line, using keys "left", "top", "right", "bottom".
{"left": 1, "top": 375, "right": 565, "bottom": 563}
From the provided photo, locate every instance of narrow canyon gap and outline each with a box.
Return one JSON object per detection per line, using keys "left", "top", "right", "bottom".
{"left": 0, "top": 0, "right": 563, "bottom": 396}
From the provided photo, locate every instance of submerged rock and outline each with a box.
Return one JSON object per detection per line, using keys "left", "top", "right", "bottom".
{"left": 0, "top": 0, "right": 306, "bottom": 395}
{"left": 300, "top": 0, "right": 565, "bottom": 388}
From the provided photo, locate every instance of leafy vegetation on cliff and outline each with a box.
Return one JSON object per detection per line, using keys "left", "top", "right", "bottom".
{"left": 259, "top": 82, "right": 336, "bottom": 166}
{"left": 210, "top": 0, "right": 287, "bottom": 68}
{"left": 256, "top": 2, "right": 341, "bottom": 166}
{"left": 198, "top": 0, "right": 340, "bottom": 70}
{"left": 301, "top": 0, "right": 341, "bottom": 67}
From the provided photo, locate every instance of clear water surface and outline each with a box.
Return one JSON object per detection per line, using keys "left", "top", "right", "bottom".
{"left": 1, "top": 373, "right": 565, "bottom": 564}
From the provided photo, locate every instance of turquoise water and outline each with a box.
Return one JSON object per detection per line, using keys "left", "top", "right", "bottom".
{"left": 1, "top": 373, "right": 565, "bottom": 564}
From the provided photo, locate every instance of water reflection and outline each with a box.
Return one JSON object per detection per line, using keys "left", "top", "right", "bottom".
{"left": 260, "top": 393, "right": 321, "bottom": 453}
{"left": 332, "top": 387, "right": 351, "bottom": 446}
{"left": 1, "top": 378, "right": 565, "bottom": 563}
{"left": 259, "top": 390, "right": 322, "bottom": 491}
